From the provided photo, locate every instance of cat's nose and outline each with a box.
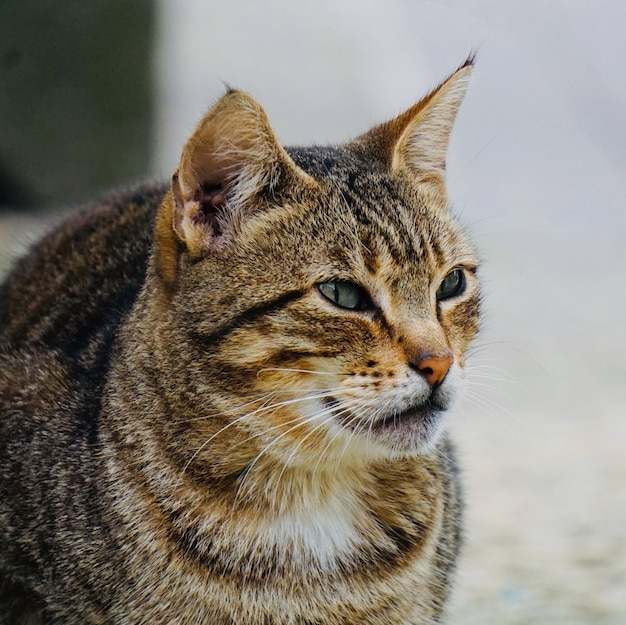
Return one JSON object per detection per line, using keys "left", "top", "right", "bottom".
{"left": 415, "top": 353, "right": 453, "bottom": 386}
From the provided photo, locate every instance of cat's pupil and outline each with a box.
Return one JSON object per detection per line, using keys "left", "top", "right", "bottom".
{"left": 318, "top": 281, "right": 367, "bottom": 310}
{"left": 436, "top": 269, "right": 465, "bottom": 301}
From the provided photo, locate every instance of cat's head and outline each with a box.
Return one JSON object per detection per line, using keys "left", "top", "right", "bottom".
{"left": 152, "top": 59, "right": 479, "bottom": 467}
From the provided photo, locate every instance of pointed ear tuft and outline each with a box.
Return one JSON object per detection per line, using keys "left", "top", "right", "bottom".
{"left": 352, "top": 59, "right": 473, "bottom": 185}
{"left": 165, "top": 90, "right": 311, "bottom": 259}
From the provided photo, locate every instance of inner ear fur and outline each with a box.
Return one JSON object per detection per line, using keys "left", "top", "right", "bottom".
{"left": 154, "top": 90, "right": 316, "bottom": 288}
{"left": 351, "top": 56, "right": 473, "bottom": 186}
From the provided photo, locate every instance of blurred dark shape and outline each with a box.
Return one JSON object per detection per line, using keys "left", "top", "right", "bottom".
{"left": 0, "top": 159, "right": 39, "bottom": 209}
{"left": 0, "top": 0, "right": 155, "bottom": 211}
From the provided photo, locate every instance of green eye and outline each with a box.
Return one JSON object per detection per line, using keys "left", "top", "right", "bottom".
{"left": 318, "top": 281, "right": 370, "bottom": 310}
{"left": 436, "top": 269, "right": 466, "bottom": 301}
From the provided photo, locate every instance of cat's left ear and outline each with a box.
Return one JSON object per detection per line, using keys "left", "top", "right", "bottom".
{"left": 352, "top": 57, "right": 473, "bottom": 185}
{"left": 155, "top": 89, "right": 317, "bottom": 288}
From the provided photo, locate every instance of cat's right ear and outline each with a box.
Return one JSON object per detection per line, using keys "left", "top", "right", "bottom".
{"left": 351, "top": 57, "right": 473, "bottom": 188}
{"left": 155, "top": 90, "right": 316, "bottom": 288}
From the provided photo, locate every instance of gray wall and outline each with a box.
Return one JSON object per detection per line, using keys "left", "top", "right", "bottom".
{"left": 0, "top": 0, "right": 154, "bottom": 209}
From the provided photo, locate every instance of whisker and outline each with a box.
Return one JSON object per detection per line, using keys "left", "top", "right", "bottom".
{"left": 233, "top": 410, "right": 331, "bottom": 507}
{"left": 172, "top": 391, "right": 281, "bottom": 424}
{"left": 461, "top": 389, "right": 525, "bottom": 430}
{"left": 172, "top": 409, "right": 260, "bottom": 491}
{"left": 174, "top": 390, "right": 339, "bottom": 489}
{"left": 226, "top": 395, "right": 341, "bottom": 453}
{"left": 257, "top": 367, "right": 348, "bottom": 377}
{"left": 310, "top": 399, "right": 366, "bottom": 478}
{"left": 271, "top": 408, "right": 345, "bottom": 495}
{"left": 432, "top": 441, "right": 462, "bottom": 471}
{"left": 336, "top": 396, "right": 381, "bottom": 467}
{"left": 466, "top": 378, "right": 518, "bottom": 393}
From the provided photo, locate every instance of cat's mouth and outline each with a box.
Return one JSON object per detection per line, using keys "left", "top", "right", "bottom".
{"left": 323, "top": 396, "right": 445, "bottom": 448}
{"left": 369, "top": 403, "right": 441, "bottom": 431}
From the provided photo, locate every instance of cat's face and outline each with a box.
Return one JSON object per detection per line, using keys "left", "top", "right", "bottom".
{"left": 154, "top": 62, "right": 478, "bottom": 468}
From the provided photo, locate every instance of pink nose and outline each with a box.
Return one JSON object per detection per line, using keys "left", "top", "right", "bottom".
{"left": 416, "top": 354, "right": 453, "bottom": 386}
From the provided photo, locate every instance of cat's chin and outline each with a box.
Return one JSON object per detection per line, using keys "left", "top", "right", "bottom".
{"left": 367, "top": 405, "right": 446, "bottom": 453}
{"left": 325, "top": 398, "right": 447, "bottom": 454}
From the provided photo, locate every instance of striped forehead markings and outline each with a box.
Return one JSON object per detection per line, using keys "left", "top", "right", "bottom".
{"left": 334, "top": 176, "right": 427, "bottom": 269}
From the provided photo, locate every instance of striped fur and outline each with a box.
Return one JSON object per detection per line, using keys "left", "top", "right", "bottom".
{"left": 0, "top": 59, "right": 478, "bottom": 624}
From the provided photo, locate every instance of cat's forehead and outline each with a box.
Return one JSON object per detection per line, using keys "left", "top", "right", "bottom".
{"left": 287, "top": 145, "right": 372, "bottom": 178}
{"left": 287, "top": 145, "right": 475, "bottom": 274}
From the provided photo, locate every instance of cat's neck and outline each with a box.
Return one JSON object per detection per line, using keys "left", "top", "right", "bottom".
{"left": 103, "top": 384, "right": 442, "bottom": 571}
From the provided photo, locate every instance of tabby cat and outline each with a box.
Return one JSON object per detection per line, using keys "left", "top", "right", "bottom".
{"left": 0, "top": 59, "right": 479, "bottom": 624}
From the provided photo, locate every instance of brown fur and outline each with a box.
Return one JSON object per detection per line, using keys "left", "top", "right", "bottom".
{"left": 0, "top": 58, "right": 478, "bottom": 624}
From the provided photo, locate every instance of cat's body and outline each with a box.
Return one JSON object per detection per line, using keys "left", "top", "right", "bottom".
{"left": 0, "top": 60, "right": 478, "bottom": 624}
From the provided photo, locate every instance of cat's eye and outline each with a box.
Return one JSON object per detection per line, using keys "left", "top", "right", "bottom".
{"left": 436, "top": 269, "right": 466, "bottom": 301}
{"left": 318, "top": 281, "right": 370, "bottom": 310}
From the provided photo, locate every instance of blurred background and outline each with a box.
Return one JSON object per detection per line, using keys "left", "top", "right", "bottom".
{"left": 1, "top": 1, "right": 625, "bottom": 623}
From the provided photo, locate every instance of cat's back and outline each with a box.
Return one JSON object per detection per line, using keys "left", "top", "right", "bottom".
{"left": 0, "top": 183, "right": 166, "bottom": 623}
{"left": 0, "top": 181, "right": 165, "bottom": 353}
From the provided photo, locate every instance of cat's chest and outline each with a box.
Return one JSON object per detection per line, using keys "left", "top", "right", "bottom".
{"left": 124, "top": 503, "right": 442, "bottom": 624}
{"left": 250, "top": 500, "right": 367, "bottom": 567}
{"left": 108, "top": 450, "right": 445, "bottom": 623}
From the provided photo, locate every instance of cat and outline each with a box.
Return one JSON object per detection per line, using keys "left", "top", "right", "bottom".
{"left": 0, "top": 57, "right": 479, "bottom": 624}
